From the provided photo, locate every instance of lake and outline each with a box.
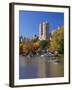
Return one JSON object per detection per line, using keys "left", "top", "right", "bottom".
{"left": 19, "top": 55, "right": 64, "bottom": 79}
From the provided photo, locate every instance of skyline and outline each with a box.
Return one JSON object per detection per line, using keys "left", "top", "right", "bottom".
{"left": 19, "top": 10, "right": 64, "bottom": 38}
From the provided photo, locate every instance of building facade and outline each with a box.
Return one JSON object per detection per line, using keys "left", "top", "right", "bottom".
{"left": 39, "top": 21, "right": 49, "bottom": 40}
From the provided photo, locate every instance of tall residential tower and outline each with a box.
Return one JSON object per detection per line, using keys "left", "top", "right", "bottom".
{"left": 39, "top": 21, "right": 49, "bottom": 40}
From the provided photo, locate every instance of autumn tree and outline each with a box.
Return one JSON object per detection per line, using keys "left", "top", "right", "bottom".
{"left": 22, "top": 40, "right": 33, "bottom": 55}
{"left": 49, "top": 26, "right": 64, "bottom": 54}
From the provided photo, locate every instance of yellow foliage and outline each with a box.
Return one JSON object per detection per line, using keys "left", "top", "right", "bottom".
{"left": 49, "top": 26, "right": 64, "bottom": 51}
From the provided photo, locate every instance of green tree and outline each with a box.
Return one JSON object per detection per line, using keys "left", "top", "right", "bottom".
{"left": 58, "top": 38, "right": 64, "bottom": 54}
{"left": 39, "top": 40, "right": 48, "bottom": 49}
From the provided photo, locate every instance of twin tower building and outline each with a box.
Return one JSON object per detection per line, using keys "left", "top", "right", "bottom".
{"left": 39, "top": 21, "right": 49, "bottom": 40}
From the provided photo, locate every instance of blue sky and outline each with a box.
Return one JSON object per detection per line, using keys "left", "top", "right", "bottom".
{"left": 19, "top": 10, "right": 64, "bottom": 38}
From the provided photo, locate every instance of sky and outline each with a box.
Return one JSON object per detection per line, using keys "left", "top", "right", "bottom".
{"left": 19, "top": 10, "right": 64, "bottom": 38}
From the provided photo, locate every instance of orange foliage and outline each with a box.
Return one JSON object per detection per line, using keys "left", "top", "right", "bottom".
{"left": 32, "top": 43, "right": 40, "bottom": 50}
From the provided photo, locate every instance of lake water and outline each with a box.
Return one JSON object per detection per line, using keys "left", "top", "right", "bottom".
{"left": 19, "top": 55, "right": 64, "bottom": 79}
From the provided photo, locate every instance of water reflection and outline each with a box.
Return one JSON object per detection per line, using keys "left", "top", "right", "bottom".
{"left": 19, "top": 55, "right": 64, "bottom": 79}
